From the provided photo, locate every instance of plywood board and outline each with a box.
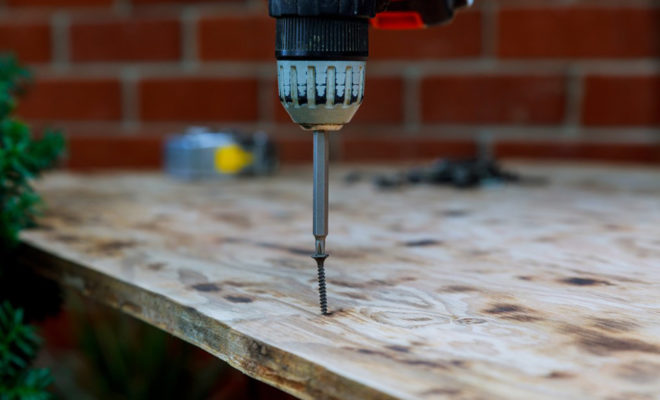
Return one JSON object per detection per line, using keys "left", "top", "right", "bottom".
{"left": 18, "top": 164, "right": 660, "bottom": 399}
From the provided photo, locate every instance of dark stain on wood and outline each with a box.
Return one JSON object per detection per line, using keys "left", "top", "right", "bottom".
{"left": 546, "top": 371, "right": 574, "bottom": 379}
{"left": 517, "top": 275, "right": 534, "bottom": 281}
{"left": 403, "top": 239, "right": 442, "bottom": 247}
{"left": 441, "top": 285, "right": 477, "bottom": 293}
{"left": 402, "top": 359, "right": 447, "bottom": 369}
{"left": 386, "top": 345, "right": 410, "bottom": 353}
{"left": 563, "top": 325, "right": 660, "bottom": 355}
{"left": 505, "top": 314, "right": 542, "bottom": 322}
{"left": 456, "top": 318, "right": 487, "bottom": 325}
{"left": 192, "top": 283, "right": 221, "bottom": 292}
{"left": 357, "top": 348, "right": 386, "bottom": 356}
{"left": 355, "top": 348, "right": 446, "bottom": 370}
{"left": 483, "top": 303, "right": 542, "bottom": 322}
{"left": 449, "top": 360, "right": 467, "bottom": 368}
{"left": 93, "top": 240, "right": 138, "bottom": 255}
{"left": 368, "top": 279, "right": 399, "bottom": 287}
{"left": 147, "top": 262, "right": 165, "bottom": 271}
{"left": 442, "top": 209, "right": 469, "bottom": 218}
{"left": 323, "top": 308, "right": 348, "bottom": 318}
{"left": 222, "top": 280, "right": 250, "bottom": 287}
{"left": 560, "top": 277, "right": 612, "bottom": 286}
{"left": 225, "top": 295, "right": 254, "bottom": 303}
{"left": 591, "top": 318, "right": 637, "bottom": 333}
{"left": 484, "top": 304, "right": 523, "bottom": 314}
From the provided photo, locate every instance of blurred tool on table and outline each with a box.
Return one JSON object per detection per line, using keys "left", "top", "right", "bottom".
{"left": 165, "top": 127, "right": 277, "bottom": 180}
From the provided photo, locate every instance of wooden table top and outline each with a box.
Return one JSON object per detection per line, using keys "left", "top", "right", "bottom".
{"left": 18, "top": 163, "right": 660, "bottom": 400}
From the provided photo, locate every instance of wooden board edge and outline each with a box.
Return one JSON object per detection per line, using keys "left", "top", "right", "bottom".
{"left": 16, "top": 241, "right": 399, "bottom": 400}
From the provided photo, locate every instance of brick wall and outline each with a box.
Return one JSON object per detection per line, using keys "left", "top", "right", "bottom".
{"left": 0, "top": 0, "right": 658, "bottom": 168}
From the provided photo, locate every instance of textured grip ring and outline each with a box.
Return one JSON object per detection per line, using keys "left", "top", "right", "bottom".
{"left": 277, "top": 60, "right": 366, "bottom": 130}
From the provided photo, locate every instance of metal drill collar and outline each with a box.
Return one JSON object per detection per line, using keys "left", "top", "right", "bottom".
{"left": 277, "top": 60, "right": 366, "bottom": 130}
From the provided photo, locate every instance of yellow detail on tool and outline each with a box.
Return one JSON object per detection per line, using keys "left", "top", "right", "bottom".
{"left": 214, "top": 144, "right": 254, "bottom": 174}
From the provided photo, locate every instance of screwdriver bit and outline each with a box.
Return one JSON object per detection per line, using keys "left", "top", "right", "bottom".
{"left": 313, "top": 130, "right": 330, "bottom": 315}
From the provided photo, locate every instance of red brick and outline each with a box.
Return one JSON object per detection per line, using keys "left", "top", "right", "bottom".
{"left": 0, "top": 23, "right": 51, "bottom": 63}
{"left": 341, "top": 138, "right": 476, "bottom": 161}
{"left": 421, "top": 75, "right": 566, "bottom": 124}
{"left": 582, "top": 75, "right": 660, "bottom": 127}
{"left": 17, "top": 78, "right": 122, "bottom": 121}
{"left": 139, "top": 78, "right": 259, "bottom": 122}
{"left": 71, "top": 19, "right": 181, "bottom": 62}
{"left": 370, "top": 10, "right": 481, "bottom": 60}
{"left": 274, "top": 77, "right": 404, "bottom": 124}
{"left": 498, "top": 8, "right": 660, "bottom": 59}
{"left": 199, "top": 16, "right": 275, "bottom": 61}
{"left": 354, "top": 77, "right": 404, "bottom": 124}
{"left": 7, "top": 0, "right": 112, "bottom": 7}
{"left": 496, "top": 141, "right": 660, "bottom": 164}
{"left": 275, "top": 137, "right": 312, "bottom": 163}
{"left": 66, "top": 135, "right": 163, "bottom": 170}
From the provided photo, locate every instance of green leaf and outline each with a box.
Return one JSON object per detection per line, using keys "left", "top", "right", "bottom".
{"left": 0, "top": 54, "right": 59, "bottom": 397}
{"left": 0, "top": 55, "right": 65, "bottom": 248}
{"left": 0, "top": 368, "right": 53, "bottom": 400}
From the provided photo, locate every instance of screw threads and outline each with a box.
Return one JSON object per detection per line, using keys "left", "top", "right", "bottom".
{"left": 317, "top": 262, "right": 328, "bottom": 315}
{"left": 313, "top": 254, "right": 329, "bottom": 315}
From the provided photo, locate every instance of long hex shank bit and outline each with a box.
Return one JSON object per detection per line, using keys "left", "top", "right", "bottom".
{"left": 312, "top": 130, "right": 330, "bottom": 315}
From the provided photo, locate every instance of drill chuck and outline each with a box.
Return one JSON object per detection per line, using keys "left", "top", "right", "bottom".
{"left": 277, "top": 60, "right": 365, "bottom": 131}
{"left": 274, "top": 15, "right": 369, "bottom": 131}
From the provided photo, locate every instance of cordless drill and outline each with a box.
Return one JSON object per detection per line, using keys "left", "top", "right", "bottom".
{"left": 268, "top": 0, "right": 473, "bottom": 315}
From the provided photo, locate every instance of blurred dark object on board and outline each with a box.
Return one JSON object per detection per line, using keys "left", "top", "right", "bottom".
{"left": 345, "top": 157, "right": 548, "bottom": 190}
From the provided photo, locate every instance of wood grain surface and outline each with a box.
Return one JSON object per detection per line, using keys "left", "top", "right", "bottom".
{"left": 17, "top": 164, "right": 660, "bottom": 400}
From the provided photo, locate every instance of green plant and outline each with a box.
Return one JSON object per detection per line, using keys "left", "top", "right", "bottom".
{"left": 0, "top": 302, "right": 52, "bottom": 400}
{"left": 0, "top": 55, "right": 64, "bottom": 247}
{"left": 0, "top": 54, "right": 65, "bottom": 400}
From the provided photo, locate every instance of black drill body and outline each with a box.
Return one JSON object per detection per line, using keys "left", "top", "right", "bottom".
{"left": 269, "top": 0, "right": 466, "bottom": 62}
